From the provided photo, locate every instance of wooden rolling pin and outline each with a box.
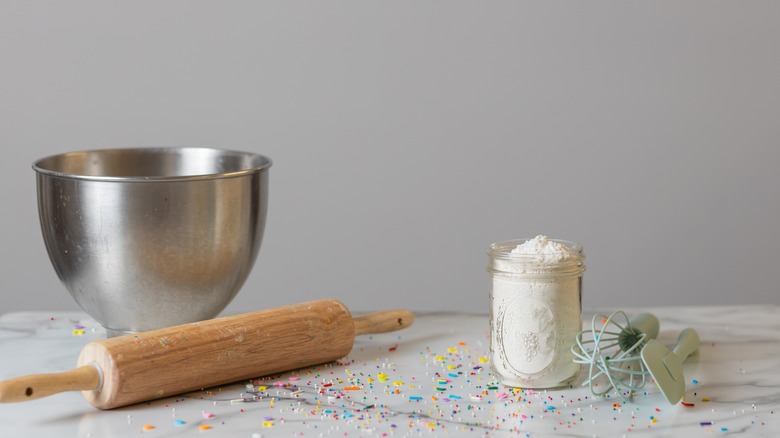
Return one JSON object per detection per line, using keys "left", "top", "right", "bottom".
{"left": 0, "top": 299, "right": 413, "bottom": 409}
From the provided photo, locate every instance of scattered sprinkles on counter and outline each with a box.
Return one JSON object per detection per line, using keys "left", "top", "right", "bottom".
{"left": 72, "top": 323, "right": 85, "bottom": 335}
{"left": 48, "top": 315, "right": 770, "bottom": 436}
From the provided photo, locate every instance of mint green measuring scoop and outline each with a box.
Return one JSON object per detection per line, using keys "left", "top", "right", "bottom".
{"left": 641, "top": 328, "right": 700, "bottom": 405}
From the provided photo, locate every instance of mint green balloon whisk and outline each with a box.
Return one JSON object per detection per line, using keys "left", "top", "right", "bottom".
{"left": 572, "top": 311, "right": 659, "bottom": 401}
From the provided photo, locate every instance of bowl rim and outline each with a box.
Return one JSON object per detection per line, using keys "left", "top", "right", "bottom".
{"left": 32, "top": 146, "right": 272, "bottom": 182}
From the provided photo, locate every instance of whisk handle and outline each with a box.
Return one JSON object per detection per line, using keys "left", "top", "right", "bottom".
{"left": 628, "top": 313, "right": 659, "bottom": 340}
{"left": 672, "top": 328, "right": 700, "bottom": 361}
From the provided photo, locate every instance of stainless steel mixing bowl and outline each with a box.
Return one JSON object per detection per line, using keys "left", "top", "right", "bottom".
{"left": 33, "top": 147, "right": 271, "bottom": 336}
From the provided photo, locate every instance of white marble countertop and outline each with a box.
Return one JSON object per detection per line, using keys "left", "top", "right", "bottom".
{"left": 0, "top": 305, "right": 778, "bottom": 437}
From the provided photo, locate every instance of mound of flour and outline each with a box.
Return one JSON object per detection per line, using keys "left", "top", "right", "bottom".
{"left": 510, "top": 235, "right": 574, "bottom": 263}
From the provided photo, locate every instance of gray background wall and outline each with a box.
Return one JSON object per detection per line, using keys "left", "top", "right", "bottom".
{"left": 1, "top": 1, "right": 778, "bottom": 315}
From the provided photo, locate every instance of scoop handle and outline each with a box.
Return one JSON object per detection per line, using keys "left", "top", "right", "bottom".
{"left": 0, "top": 365, "right": 101, "bottom": 403}
{"left": 672, "top": 327, "right": 700, "bottom": 361}
{"left": 629, "top": 312, "right": 659, "bottom": 340}
{"left": 353, "top": 310, "right": 414, "bottom": 335}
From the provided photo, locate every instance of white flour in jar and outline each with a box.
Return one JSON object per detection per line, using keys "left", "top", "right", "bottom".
{"left": 489, "top": 235, "right": 584, "bottom": 388}
{"left": 510, "top": 235, "right": 574, "bottom": 262}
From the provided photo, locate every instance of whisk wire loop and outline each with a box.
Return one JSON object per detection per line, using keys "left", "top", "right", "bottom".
{"left": 572, "top": 310, "right": 655, "bottom": 402}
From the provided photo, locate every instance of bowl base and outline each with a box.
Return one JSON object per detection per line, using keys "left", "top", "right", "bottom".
{"left": 105, "top": 328, "right": 136, "bottom": 338}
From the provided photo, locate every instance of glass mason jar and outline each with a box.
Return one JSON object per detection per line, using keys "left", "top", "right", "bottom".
{"left": 487, "top": 238, "right": 585, "bottom": 388}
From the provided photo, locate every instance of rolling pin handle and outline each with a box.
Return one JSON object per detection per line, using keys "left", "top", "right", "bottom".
{"left": 0, "top": 364, "right": 101, "bottom": 403}
{"left": 353, "top": 310, "right": 414, "bottom": 335}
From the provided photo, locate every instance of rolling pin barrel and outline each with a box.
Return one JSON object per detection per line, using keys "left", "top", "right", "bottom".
{"left": 81, "top": 299, "right": 358, "bottom": 409}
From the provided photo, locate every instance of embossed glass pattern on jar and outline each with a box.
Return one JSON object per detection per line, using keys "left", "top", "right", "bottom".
{"left": 487, "top": 238, "right": 585, "bottom": 388}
